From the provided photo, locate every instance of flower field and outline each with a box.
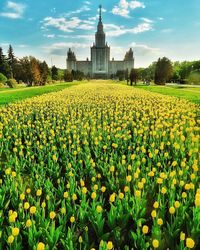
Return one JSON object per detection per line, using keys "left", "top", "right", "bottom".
{"left": 0, "top": 83, "right": 199, "bottom": 250}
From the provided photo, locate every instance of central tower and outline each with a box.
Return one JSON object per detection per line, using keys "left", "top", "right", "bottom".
{"left": 95, "top": 5, "right": 105, "bottom": 47}
{"left": 91, "top": 5, "right": 110, "bottom": 78}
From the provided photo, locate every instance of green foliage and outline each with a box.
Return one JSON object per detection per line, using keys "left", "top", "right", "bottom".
{"left": 129, "top": 68, "right": 139, "bottom": 85}
{"left": 0, "top": 47, "right": 11, "bottom": 78}
{"left": 13, "top": 56, "right": 50, "bottom": 86}
{"left": 0, "top": 72, "right": 7, "bottom": 84}
{"left": 116, "top": 70, "right": 125, "bottom": 81}
{"left": 7, "top": 44, "right": 15, "bottom": 78}
{"left": 137, "top": 62, "right": 157, "bottom": 82}
{"left": 6, "top": 78, "right": 18, "bottom": 88}
{"left": 0, "top": 82, "right": 4, "bottom": 88}
{"left": 51, "top": 65, "right": 58, "bottom": 80}
{"left": 57, "top": 69, "right": 65, "bottom": 81}
{"left": 188, "top": 70, "right": 200, "bottom": 85}
{"left": 64, "top": 70, "right": 73, "bottom": 82}
{"left": 139, "top": 60, "right": 200, "bottom": 85}
{"left": 1, "top": 45, "right": 51, "bottom": 86}
{"left": 71, "top": 70, "right": 85, "bottom": 81}
{"left": 172, "top": 61, "right": 200, "bottom": 83}
{"left": 155, "top": 57, "right": 173, "bottom": 85}
{"left": 40, "top": 61, "right": 49, "bottom": 85}
{"left": 30, "top": 57, "right": 41, "bottom": 85}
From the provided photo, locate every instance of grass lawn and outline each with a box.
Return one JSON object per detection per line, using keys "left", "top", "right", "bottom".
{"left": 0, "top": 82, "right": 80, "bottom": 106}
{"left": 133, "top": 85, "right": 200, "bottom": 105}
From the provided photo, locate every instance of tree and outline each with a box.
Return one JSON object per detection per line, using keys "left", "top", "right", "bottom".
{"left": 64, "top": 70, "right": 73, "bottom": 82}
{"left": 51, "top": 65, "right": 58, "bottom": 80}
{"left": 137, "top": 63, "right": 156, "bottom": 83}
{"left": 16, "top": 56, "right": 40, "bottom": 86}
{"left": 0, "top": 47, "right": 5, "bottom": 65}
{"left": 76, "top": 70, "right": 84, "bottom": 81}
{"left": 40, "top": 61, "right": 49, "bottom": 85}
{"left": 71, "top": 70, "right": 84, "bottom": 81}
{"left": 188, "top": 70, "right": 200, "bottom": 85}
{"left": 129, "top": 68, "right": 139, "bottom": 86}
{"left": 155, "top": 57, "right": 173, "bottom": 85}
{"left": 86, "top": 73, "right": 91, "bottom": 81}
{"left": 125, "top": 68, "right": 129, "bottom": 84}
{"left": 0, "top": 47, "right": 11, "bottom": 78}
{"left": 57, "top": 69, "right": 65, "bottom": 81}
{"left": 18, "top": 57, "right": 33, "bottom": 85}
{"left": 7, "top": 45, "right": 15, "bottom": 78}
{"left": 171, "top": 61, "right": 181, "bottom": 83}
{"left": 13, "top": 61, "right": 24, "bottom": 83}
{"left": 13, "top": 56, "right": 50, "bottom": 85}
{"left": 116, "top": 70, "right": 125, "bottom": 81}
{"left": 30, "top": 57, "right": 41, "bottom": 85}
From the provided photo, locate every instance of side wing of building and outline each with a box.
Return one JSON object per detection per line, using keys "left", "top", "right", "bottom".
{"left": 76, "top": 61, "right": 92, "bottom": 76}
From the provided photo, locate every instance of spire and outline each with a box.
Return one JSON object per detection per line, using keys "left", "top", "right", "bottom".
{"left": 99, "top": 5, "right": 102, "bottom": 22}
{"left": 97, "top": 4, "right": 103, "bottom": 32}
{"left": 95, "top": 4, "right": 105, "bottom": 47}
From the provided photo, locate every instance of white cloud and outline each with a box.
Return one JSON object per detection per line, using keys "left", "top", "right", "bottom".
{"left": 105, "top": 22, "right": 153, "bottom": 37}
{"left": 112, "top": 0, "right": 145, "bottom": 18}
{"left": 42, "top": 17, "right": 73, "bottom": 32}
{"left": 58, "top": 34, "right": 94, "bottom": 40}
{"left": 44, "top": 42, "right": 91, "bottom": 56}
{"left": 131, "top": 42, "right": 161, "bottom": 55}
{"left": 42, "top": 16, "right": 95, "bottom": 32}
{"left": 0, "top": 1, "right": 26, "bottom": 19}
{"left": 79, "top": 24, "right": 94, "bottom": 30}
{"left": 132, "top": 23, "right": 153, "bottom": 33}
{"left": 129, "top": 1, "right": 145, "bottom": 9}
{"left": 140, "top": 17, "right": 153, "bottom": 23}
{"left": 109, "top": 43, "right": 162, "bottom": 67}
{"left": 132, "top": 43, "right": 164, "bottom": 67}
{"left": 17, "top": 44, "right": 29, "bottom": 48}
{"left": 112, "top": 6, "right": 129, "bottom": 18}
{"left": 43, "top": 34, "right": 55, "bottom": 38}
{"left": 88, "top": 15, "right": 99, "bottom": 21}
{"left": 65, "top": 5, "right": 91, "bottom": 17}
{"left": 84, "top": 1, "right": 91, "bottom": 5}
{"left": 1, "top": 42, "right": 10, "bottom": 47}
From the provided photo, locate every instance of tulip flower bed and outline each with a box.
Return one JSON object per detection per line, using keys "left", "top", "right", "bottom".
{"left": 0, "top": 83, "right": 199, "bottom": 250}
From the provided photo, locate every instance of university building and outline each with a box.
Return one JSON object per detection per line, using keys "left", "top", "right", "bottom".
{"left": 67, "top": 6, "right": 134, "bottom": 79}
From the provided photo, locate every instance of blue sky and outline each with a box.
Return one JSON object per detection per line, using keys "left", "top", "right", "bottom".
{"left": 0, "top": 0, "right": 200, "bottom": 68}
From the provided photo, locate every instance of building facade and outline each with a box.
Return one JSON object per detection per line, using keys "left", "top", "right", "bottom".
{"left": 67, "top": 6, "right": 134, "bottom": 79}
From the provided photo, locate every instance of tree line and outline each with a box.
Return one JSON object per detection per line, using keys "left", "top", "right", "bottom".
{"left": 0, "top": 45, "right": 50, "bottom": 87}
{"left": 0, "top": 45, "right": 86, "bottom": 88}
{"left": 136, "top": 57, "right": 200, "bottom": 85}
{"left": 116, "top": 57, "right": 200, "bottom": 85}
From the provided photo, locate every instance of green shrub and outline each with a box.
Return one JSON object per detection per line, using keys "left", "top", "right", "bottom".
{"left": 0, "top": 73, "right": 7, "bottom": 84}
{"left": 0, "top": 82, "right": 5, "bottom": 88}
{"left": 188, "top": 70, "right": 200, "bottom": 85}
{"left": 6, "top": 78, "right": 18, "bottom": 88}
